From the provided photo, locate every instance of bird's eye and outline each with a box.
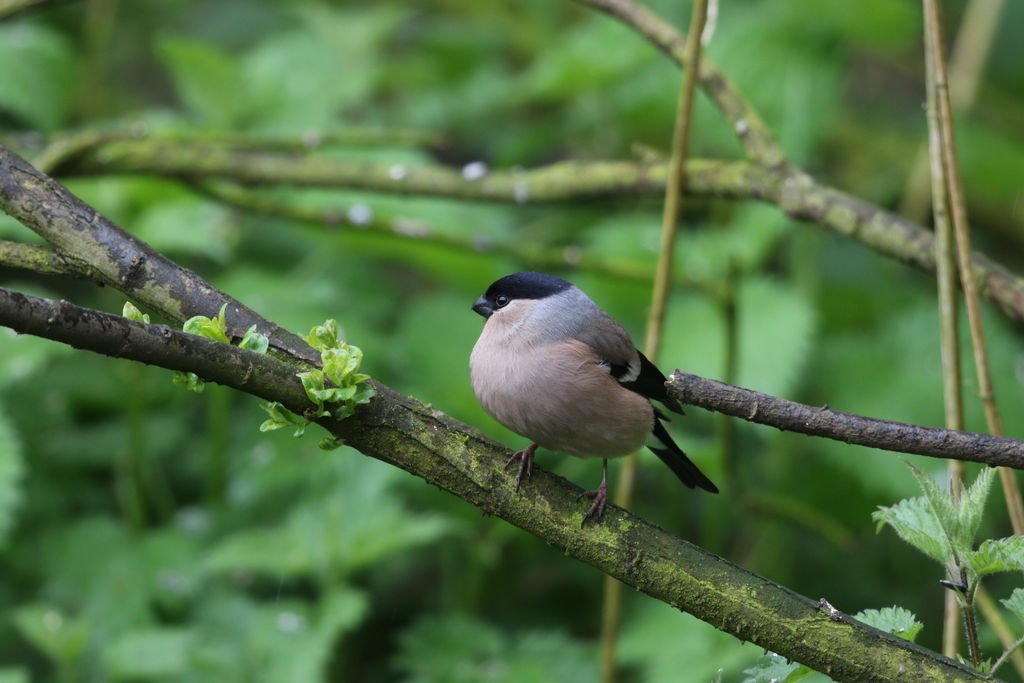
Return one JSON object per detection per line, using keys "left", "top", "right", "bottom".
{"left": 495, "top": 295, "right": 510, "bottom": 308}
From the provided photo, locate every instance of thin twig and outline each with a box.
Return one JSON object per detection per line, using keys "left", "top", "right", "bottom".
{"left": 992, "top": 634, "right": 1024, "bottom": 677}
{"left": 28, "top": 128, "right": 446, "bottom": 174}
{"left": 601, "top": 3, "right": 708, "bottom": 681}
{"left": 975, "top": 585, "right": 1024, "bottom": 679}
{"left": 667, "top": 371, "right": 1024, "bottom": 468}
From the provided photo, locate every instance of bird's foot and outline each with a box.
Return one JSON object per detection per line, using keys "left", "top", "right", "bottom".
{"left": 580, "top": 479, "right": 609, "bottom": 525}
{"left": 505, "top": 443, "right": 538, "bottom": 491}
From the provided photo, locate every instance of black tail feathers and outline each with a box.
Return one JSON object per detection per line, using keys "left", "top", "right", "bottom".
{"left": 648, "top": 419, "right": 718, "bottom": 493}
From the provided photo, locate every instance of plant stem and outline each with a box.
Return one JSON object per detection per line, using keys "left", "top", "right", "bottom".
{"left": 600, "top": 2, "right": 708, "bottom": 681}
{"left": 922, "top": 0, "right": 965, "bottom": 658}
{"left": 976, "top": 584, "right": 1024, "bottom": 678}
{"left": 992, "top": 635, "right": 1024, "bottom": 676}
{"left": 923, "top": 0, "right": 1022, "bottom": 529}
{"left": 899, "top": 0, "right": 1006, "bottom": 222}
{"left": 717, "top": 261, "right": 739, "bottom": 495}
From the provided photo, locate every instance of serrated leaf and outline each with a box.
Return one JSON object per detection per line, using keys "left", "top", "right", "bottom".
{"left": 1000, "top": 588, "right": 1024, "bottom": 624}
{"left": 905, "top": 462, "right": 962, "bottom": 554}
{"left": 966, "top": 536, "right": 1024, "bottom": 576}
{"left": 958, "top": 466, "right": 996, "bottom": 551}
{"left": 872, "top": 495, "right": 951, "bottom": 564}
{"left": 854, "top": 606, "right": 922, "bottom": 642}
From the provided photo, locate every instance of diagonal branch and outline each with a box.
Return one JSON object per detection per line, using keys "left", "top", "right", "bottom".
{"left": 0, "top": 285, "right": 994, "bottom": 683}
{"left": 668, "top": 370, "right": 1024, "bottom": 468}
{"left": 0, "top": 143, "right": 318, "bottom": 364}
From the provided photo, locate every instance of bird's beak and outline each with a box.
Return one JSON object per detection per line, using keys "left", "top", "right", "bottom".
{"left": 471, "top": 296, "right": 493, "bottom": 318}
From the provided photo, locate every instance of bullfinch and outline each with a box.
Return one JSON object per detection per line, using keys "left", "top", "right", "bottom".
{"left": 469, "top": 272, "right": 718, "bottom": 523}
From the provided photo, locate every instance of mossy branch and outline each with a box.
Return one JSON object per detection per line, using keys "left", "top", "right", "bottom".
{"left": 0, "top": 285, "right": 994, "bottom": 683}
{"left": 0, "top": 239, "right": 90, "bottom": 278}
{"left": 0, "top": 143, "right": 318, "bottom": 364}
{"left": 46, "top": 138, "right": 1024, "bottom": 327}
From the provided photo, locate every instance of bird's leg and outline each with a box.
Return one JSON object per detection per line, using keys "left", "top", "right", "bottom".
{"left": 581, "top": 459, "right": 609, "bottom": 524}
{"left": 505, "top": 443, "right": 537, "bottom": 491}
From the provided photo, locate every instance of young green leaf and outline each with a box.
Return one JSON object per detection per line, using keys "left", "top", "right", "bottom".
{"left": 306, "top": 319, "right": 340, "bottom": 351}
{"left": 259, "top": 402, "right": 308, "bottom": 437}
{"left": 182, "top": 303, "right": 230, "bottom": 343}
{"left": 239, "top": 325, "right": 269, "bottom": 354}
{"left": 122, "top": 301, "right": 150, "bottom": 324}
{"left": 854, "top": 606, "right": 922, "bottom": 642}
{"left": 293, "top": 321, "right": 375, "bottom": 423}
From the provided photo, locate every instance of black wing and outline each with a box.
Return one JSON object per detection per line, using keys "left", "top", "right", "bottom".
{"left": 649, "top": 419, "right": 718, "bottom": 493}
{"left": 616, "top": 350, "right": 685, "bottom": 415}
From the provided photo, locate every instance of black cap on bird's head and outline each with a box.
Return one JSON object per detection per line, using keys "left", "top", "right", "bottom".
{"left": 471, "top": 272, "right": 573, "bottom": 318}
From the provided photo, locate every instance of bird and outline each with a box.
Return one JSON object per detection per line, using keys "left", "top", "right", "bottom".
{"left": 469, "top": 272, "right": 718, "bottom": 523}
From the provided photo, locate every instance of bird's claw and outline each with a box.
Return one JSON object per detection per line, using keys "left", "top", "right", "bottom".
{"left": 580, "top": 483, "right": 608, "bottom": 525}
{"left": 505, "top": 444, "right": 536, "bottom": 491}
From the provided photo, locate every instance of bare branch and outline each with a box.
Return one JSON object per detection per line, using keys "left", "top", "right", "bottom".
{"left": 669, "top": 370, "right": 1024, "bottom": 468}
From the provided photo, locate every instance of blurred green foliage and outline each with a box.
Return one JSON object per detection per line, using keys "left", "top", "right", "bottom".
{"left": 1, "top": 0, "right": 1023, "bottom": 681}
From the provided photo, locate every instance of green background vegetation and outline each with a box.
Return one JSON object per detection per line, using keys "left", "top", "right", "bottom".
{"left": 1, "top": 0, "right": 1023, "bottom": 680}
